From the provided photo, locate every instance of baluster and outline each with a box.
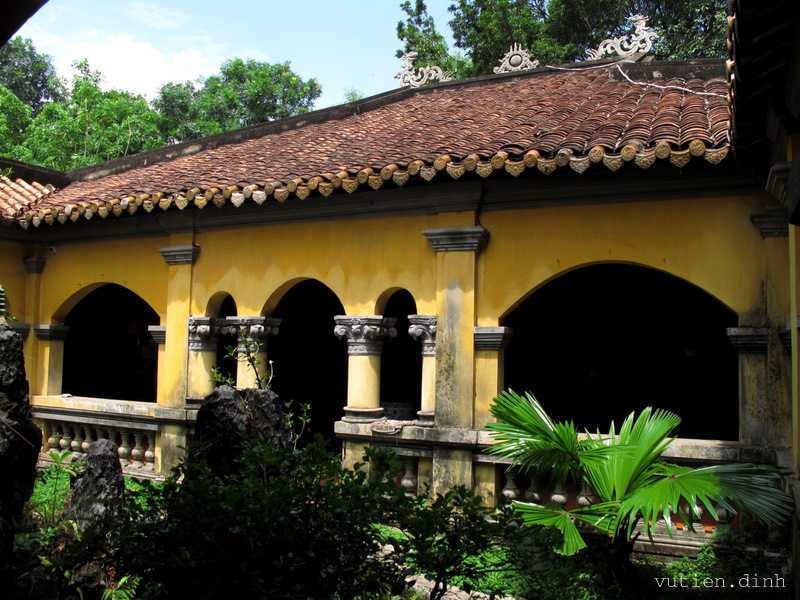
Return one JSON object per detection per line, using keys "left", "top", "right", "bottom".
{"left": 45, "top": 421, "right": 59, "bottom": 452}
{"left": 131, "top": 430, "right": 145, "bottom": 469}
{"left": 59, "top": 422, "right": 73, "bottom": 453}
{"left": 576, "top": 481, "right": 596, "bottom": 507}
{"left": 71, "top": 425, "right": 85, "bottom": 455}
{"left": 713, "top": 503, "right": 732, "bottom": 532}
{"left": 82, "top": 427, "right": 95, "bottom": 454}
{"left": 681, "top": 501, "right": 704, "bottom": 534}
{"left": 550, "top": 479, "right": 568, "bottom": 509}
{"left": 115, "top": 428, "right": 132, "bottom": 467}
{"left": 143, "top": 431, "right": 156, "bottom": 471}
{"left": 524, "top": 472, "right": 542, "bottom": 503}
{"left": 400, "top": 457, "right": 418, "bottom": 496}
{"left": 501, "top": 467, "right": 520, "bottom": 503}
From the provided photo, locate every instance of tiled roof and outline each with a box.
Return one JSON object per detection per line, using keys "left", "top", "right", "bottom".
{"left": 9, "top": 60, "right": 731, "bottom": 229}
{"left": 0, "top": 175, "right": 54, "bottom": 224}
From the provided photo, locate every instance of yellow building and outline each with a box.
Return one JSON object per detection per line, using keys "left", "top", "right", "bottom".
{"left": 0, "top": 6, "right": 798, "bottom": 554}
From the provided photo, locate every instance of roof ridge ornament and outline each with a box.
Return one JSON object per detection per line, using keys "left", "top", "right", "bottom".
{"left": 395, "top": 51, "right": 454, "bottom": 87}
{"left": 494, "top": 44, "right": 540, "bottom": 73}
{"left": 586, "top": 15, "right": 658, "bottom": 60}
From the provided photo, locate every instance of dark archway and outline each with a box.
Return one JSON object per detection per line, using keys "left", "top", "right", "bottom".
{"left": 503, "top": 264, "right": 739, "bottom": 440}
{"left": 380, "top": 289, "right": 422, "bottom": 419}
{"left": 62, "top": 284, "right": 160, "bottom": 401}
{"left": 269, "top": 280, "right": 347, "bottom": 446}
{"left": 215, "top": 294, "right": 238, "bottom": 384}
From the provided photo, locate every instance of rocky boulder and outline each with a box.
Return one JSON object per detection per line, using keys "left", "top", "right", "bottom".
{"left": 68, "top": 438, "right": 125, "bottom": 532}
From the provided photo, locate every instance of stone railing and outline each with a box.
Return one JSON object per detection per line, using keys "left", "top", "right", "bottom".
{"left": 31, "top": 395, "right": 196, "bottom": 477}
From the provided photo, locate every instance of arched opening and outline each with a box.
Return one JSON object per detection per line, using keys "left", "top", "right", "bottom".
{"left": 268, "top": 280, "right": 347, "bottom": 446}
{"left": 214, "top": 294, "right": 238, "bottom": 384}
{"left": 380, "top": 289, "right": 422, "bottom": 419}
{"left": 503, "top": 264, "right": 738, "bottom": 440}
{"left": 62, "top": 283, "right": 160, "bottom": 401}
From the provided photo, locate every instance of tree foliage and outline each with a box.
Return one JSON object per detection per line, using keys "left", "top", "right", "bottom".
{"left": 0, "top": 36, "right": 64, "bottom": 115}
{"left": 397, "top": 0, "right": 728, "bottom": 80}
{"left": 153, "top": 58, "right": 322, "bottom": 144}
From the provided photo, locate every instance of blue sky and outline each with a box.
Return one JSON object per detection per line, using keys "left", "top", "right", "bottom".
{"left": 14, "top": 0, "right": 458, "bottom": 109}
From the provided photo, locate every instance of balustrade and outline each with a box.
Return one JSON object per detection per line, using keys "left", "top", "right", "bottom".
{"left": 37, "top": 419, "right": 157, "bottom": 474}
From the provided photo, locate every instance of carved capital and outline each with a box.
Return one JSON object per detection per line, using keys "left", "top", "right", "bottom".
{"left": 34, "top": 324, "right": 70, "bottom": 341}
{"left": 222, "top": 316, "right": 281, "bottom": 353}
{"left": 422, "top": 226, "right": 490, "bottom": 253}
{"left": 750, "top": 208, "right": 788, "bottom": 237}
{"left": 147, "top": 325, "right": 166, "bottom": 345}
{"left": 158, "top": 244, "right": 200, "bottom": 265}
{"left": 474, "top": 326, "right": 513, "bottom": 351}
{"left": 188, "top": 316, "right": 218, "bottom": 351}
{"left": 408, "top": 314, "right": 437, "bottom": 356}
{"left": 726, "top": 327, "right": 768, "bottom": 354}
{"left": 23, "top": 256, "right": 46, "bottom": 274}
{"left": 334, "top": 315, "right": 397, "bottom": 355}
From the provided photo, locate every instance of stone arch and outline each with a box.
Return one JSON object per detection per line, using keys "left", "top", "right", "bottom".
{"left": 267, "top": 279, "right": 347, "bottom": 445}
{"left": 501, "top": 263, "right": 738, "bottom": 440}
{"left": 379, "top": 288, "right": 422, "bottom": 419}
{"left": 61, "top": 283, "right": 160, "bottom": 402}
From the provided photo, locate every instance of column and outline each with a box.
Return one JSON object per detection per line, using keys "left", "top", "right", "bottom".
{"left": 334, "top": 315, "right": 397, "bottom": 422}
{"left": 727, "top": 327, "right": 769, "bottom": 444}
{"left": 225, "top": 316, "right": 280, "bottom": 389}
{"left": 473, "top": 326, "right": 512, "bottom": 429}
{"left": 22, "top": 255, "right": 45, "bottom": 394}
{"left": 32, "top": 324, "right": 69, "bottom": 396}
{"left": 186, "top": 317, "right": 218, "bottom": 401}
{"left": 408, "top": 314, "right": 436, "bottom": 426}
{"left": 422, "top": 225, "right": 489, "bottom": 494}
{"left": 157, "top": 241, "right": 199, "bottom": 474}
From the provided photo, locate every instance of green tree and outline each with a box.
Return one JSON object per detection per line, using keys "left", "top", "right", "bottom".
{"left": 154, "top": 58, "right": 322, "bottom": 144}
{"left": 397, "top": 1, "right": 728, "bottom": 80}
{"left": 0, "top": 36, "right": 64, "bottom": 115}
{"left": 19, "top": 61, "right": 164, "bottom": 171}
{"left": 0, "top": 86, "right": 32, "bottom": 155}
{"left": 396, "top": 0, "right": 471, "bottom": 78}
{"left": 487, "top": 390, "right": 794, "bottom": 593}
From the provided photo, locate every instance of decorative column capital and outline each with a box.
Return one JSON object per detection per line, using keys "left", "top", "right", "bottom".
{"left": 23, "top": 256, "right": 46, "bottom": 274}
{"left": 147, "top": 325, "right": 166, "bottom": 345}
{"left": 421, "top": 226, "right": 490, "bottom": 254}
{"left": 34, "top": 324, "right": 70, "bottom": 341}
{"left": 334, "top": 315, "right": 397, "bottom": 355}
{"left": 750, "top": 208, "right": 788, "bottom": 237}
{"left": 474, "top": 326, "right": 513, "bottom": 351}
{"left": 158, "top": 244, "right": 200, "bottom": 265}
{"left": 726, "top": 327, "right": 768, "bottom": 354}
{"left": 223, "top": 316, "right": 281, "bottom": 352}
{"left": 408, "top": 315, "right": 437, "bottom": 356}
{"left": 188, "top": 316, "right": 218, "bottom": 351}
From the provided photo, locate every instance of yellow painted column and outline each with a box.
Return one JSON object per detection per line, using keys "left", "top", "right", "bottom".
{"left": 22, "top": 255, "right": 45, "bottom": 393}
{"left": 156, "top": 241, "right": 199, "bottom": 474}
{"left": 32, "top": 324, "right": 69, "bottom": 395}
{"left": 422, "top": 226, "right": 489, "bottom": 495}
{"left": 227, "top": 316, "right": 280, "bottom": 389}
{"left": 187, "top": 316, "right": 217, "bottom": 401}
{"left": 334, "top": 315, "right": 397, "bottom": 421}
{"left": 408, "top": 314, "right": 437, "bottom": 426}
{"left": 473, "top": 326, "right": 512, "bottom": 429}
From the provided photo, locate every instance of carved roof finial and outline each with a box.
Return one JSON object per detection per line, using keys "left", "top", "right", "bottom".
{"left": 395, "top": 51, "right": 454, "bottom": 87}
{"left": 586, "top": 14, "right": 658, "bottom": 60}
{"left": 494, "top": 44, "right": 540, "bottom": 73}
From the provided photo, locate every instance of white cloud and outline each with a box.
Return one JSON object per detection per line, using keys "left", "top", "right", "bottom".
{"left": 122, "top": 3, "right": 189, "bottom": 30}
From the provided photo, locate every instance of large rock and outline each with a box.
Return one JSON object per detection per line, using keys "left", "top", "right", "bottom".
{"left": 192, "top": 385, "right": 292, "bottom": 477}
{"left": 68, "top": 438, "right": 125, "bottom": 531}
{"left": 0, "top": 321, "right": 42, "bottom": 581}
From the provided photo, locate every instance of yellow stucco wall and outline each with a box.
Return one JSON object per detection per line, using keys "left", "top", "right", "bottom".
{"left": 0, "top": 241, "right": 28, "bottom": 320}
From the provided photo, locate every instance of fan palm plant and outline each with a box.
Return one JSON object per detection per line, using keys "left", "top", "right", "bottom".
{"left": 487, "top": 390, "right": 794, "bottom": 561}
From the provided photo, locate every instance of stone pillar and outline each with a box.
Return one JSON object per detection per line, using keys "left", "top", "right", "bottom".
{"left": 727, "top": 327, "right": 769, "bottom": 444}
{"left": 408, "top": 314, "right": 436, "bottom": 426}
{"left": 22, "top": 255, "right": 44, "bottom": 394}
{"left": 157, "top": 241, "right": 199, "bottom": 474}
{"left": 334, "top": 315, "right": 397, "bottom": 422}
{"left": 473, "top": 326, "right": 512, "bottom": 429}
{"left": 422, "top": 226, "right": 489, "bottom": 494}
{"left": 187, "top": 317, "right": 218, "bottom": 401}
{"left": 225, "top": 316, "right": 280, "bottom": 389}
{"left": 32, "top": 325, "right": 69, "bottom": 396}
